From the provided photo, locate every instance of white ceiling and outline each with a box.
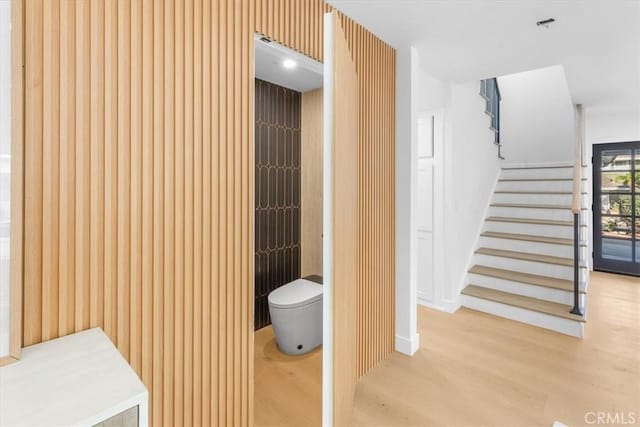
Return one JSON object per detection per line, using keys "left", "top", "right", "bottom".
{"left": 254, "top": 36, "right": 323, "bottom": 93}
{"left": 327, "top": 0, "right": 640, "bottom": 111}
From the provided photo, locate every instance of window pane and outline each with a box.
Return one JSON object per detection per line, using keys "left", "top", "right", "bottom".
{"left": 601, "top": 194, "right": 633, "bottom": 215}
{"left": 601, "top": 149, "right": 632, "bottom": 171}
{"left": 601, "top": 172, "right": 633, "bottom": 192}
{"left": 602, "top": 217, "right": 632, "bottom": 239}
{"left": 602, "top": 238, "right": 633, "bottom": 262}
{"left": 635, "top": 149, "right": 640, "bottom": 170}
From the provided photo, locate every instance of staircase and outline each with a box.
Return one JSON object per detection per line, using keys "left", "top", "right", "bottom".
{"left": 461, "top": 164, "right": 588, "bottom": 337}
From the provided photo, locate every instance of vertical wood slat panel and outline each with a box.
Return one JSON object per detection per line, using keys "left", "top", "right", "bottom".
{"left": 162, "top": 0, "right": 175, "bottom": 425}
{"left": 130, "top": 0, "right": 142, "bottom": 377}
{"left": 173, "top": 0, "right": 185, "bottom": 424}
{"left": 116, "top": 0, "right": 131, "bottom": 362}
{"left": 89, "top": 0, "right": 104, "bottom": 331}
{"left": 61, "top": 0, "right": 76, "bottom": 337}
{"left": 41, "top": 0, "right": 59, "bottom": 342}
{"left": 153, "top": 1, "right": 166, "bottom": 427}
{"left": 103, "top": 0, "right": 117, "bottom": 344}
{"left": 75, "top": 0, "right": 90, "bottom": 334}
{"left": 141, "top": 0, "right": 153, "bottom": 402}
{"left": 22, "top": 1, "right": 395, "bottom": 425}
{"left": 23, "top": 0, "right": 43, "bottom": 347}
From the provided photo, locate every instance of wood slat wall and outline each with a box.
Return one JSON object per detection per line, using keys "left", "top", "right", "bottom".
{"left": 330, "top": 11, "right": 359, "bottom": 425}
{"left": 300, "top": 88, "right": 323, "bottom": 277}
{"left": 20, "top": 0, "right": 395, "bottom": 425}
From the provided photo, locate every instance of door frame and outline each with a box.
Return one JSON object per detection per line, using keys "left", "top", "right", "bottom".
{"left": 592, "top": 141, "right": 640, "bottom": 276}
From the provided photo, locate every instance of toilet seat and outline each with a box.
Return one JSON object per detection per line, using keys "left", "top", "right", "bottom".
{"left": 268, "top": 279, "right": 322, "bottom": 309}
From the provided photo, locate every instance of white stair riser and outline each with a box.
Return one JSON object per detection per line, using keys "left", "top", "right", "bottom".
{"left": 500, "top": 167, "right": 574, "bottom": 180}
{"left": 467, "top": 273, "right": 587, "bottom": 305}
{"left": 483, "top": 221, "right": 575, "bottom": 238}
{"left": 489, "top": 206, "right": 575, "bottom": 221}
{"left": 460, "top": 295, "right": 584, "bottom": 337}
{"left": 492, "top": 193, "right": 573, "bottom": 205}
{"left": 496, "top": 180, "right": 575, "bottom": 193}
{"left": 478, "top": 236, "right": 574, "bottom": 258}
{"left": 474, "top": 253, "right": 574, "bottom": 280}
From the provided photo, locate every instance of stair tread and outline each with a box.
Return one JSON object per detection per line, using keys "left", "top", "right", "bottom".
{"left": 501, "top": 165, "right": 573, "bottom": 170}
{"left": 499, "top": 178, "right": 588, "bottom": 182}
{"left": 476, "top": 247, "right": 573, "bottom": 266}
{"left": 481, "top": 231, "right": 573, "bottom": 245}
{"left": 462, "top": 285, "right": 585, "bottom": 322}
{"left": 491, "top": 202, "right": 572, "bottom": 210}
{"left": 485, "top": 216, "right": 587, "bottom": 227}
{"left": 468, "top": 265, "right": 585, "bottom": 293}
{"left": 494, "top": 190, "right": 572, "bottom": 195}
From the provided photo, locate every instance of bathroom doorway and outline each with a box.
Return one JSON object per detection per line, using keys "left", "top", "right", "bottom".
{"left": 252, "top": 34, "right": 325, "bottom": 426}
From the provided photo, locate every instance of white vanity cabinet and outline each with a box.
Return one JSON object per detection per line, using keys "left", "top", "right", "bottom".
{"left": 0, "top": 328, "right": 148, "bottom": 427}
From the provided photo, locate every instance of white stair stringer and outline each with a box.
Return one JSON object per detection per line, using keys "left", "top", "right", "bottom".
{"left": 460, "top": 165, "right": 589, "bottom": 338}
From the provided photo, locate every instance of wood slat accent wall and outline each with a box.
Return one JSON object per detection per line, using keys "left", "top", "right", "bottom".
{"left": 330, "top": 11, "right": 359, "bottom": 425}
{"left": 301, "top": 88, "right": 323, "bottom": 277}
{"left": 20, "top": 0, "right": 395, "bottom": 425}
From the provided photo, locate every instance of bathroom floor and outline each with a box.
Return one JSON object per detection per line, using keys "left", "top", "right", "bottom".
{"left": 254, "top": 326, "right": 322, "bottom": 427}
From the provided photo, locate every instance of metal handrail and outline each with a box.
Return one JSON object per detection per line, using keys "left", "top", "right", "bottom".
{"left": 570, "top": 105, "right": 583, "bottom": 316}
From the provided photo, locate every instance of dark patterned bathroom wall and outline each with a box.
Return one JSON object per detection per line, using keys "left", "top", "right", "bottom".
{"left": 254, "top": 79, "right": 302, "bottom": 330}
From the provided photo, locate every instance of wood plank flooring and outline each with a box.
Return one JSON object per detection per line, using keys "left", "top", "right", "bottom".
{"left": 255, "top": 272, "right": 640, "bottom": 426}
{"left": 254, "top": 326, "right": 322, "bottom": 427}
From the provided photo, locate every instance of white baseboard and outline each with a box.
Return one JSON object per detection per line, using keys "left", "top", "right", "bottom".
{"left": 395, "top": 333, "right": 420, "bottom": 356}
{"left": 417, "top": 296, "right": 461, "bottom": 314}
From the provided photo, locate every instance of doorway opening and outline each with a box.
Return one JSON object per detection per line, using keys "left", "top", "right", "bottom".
{"left": 593, "top": 141, "right": 640, "bottom": 276}
{"left": 252, "top": 34, "right": 325, "bottom": 426}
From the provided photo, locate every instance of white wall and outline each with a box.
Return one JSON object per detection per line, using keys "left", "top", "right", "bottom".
{"left": 394, "top": 46, "right": 419, "bottom": 355}
{"left": 413, "top": 66, "right": 502, "bottom": 313}
{"left": 498, "top": 65, "right": 575, "bottom": 165}
{"left": 444, "top": 82, "right": 502, "bottom": 300}
{"left": 585, "top": 108, "right": 640, "bottom": 144}
{"left": 0, "top": 0, "right": 11, "bottom": 358}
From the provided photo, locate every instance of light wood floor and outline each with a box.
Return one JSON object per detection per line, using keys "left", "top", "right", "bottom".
{"left": 255, "top": 272, "right": 640, "bottom": 426}
{"left": 254, "top": 326, "right": 322, "bottom": 427}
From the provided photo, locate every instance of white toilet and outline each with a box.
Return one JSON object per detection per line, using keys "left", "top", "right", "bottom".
{"left": 268, "top": 278, "right": 323, "bottom": 355}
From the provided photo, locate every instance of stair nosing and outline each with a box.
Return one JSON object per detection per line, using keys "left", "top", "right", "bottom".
{"left": 480, "top": 231, "right": 573, "bottom": 246}
{"left": 494, "top": 190, "right": 573, "bottom": 195}
{"left": 475, "top": 247, "right": 573, "bottom": 267}
{"left": 485, "top": 216, "right": 588, "bottom": 227}
{"left": 498, "top": 178, "right": 588, "bottom": 182}
{"left": 501, "top": 165, "right": 573, "bottom": 170}
{"left": 462, "top": 284, "right": 585, "bottom": 322}
{"left": 490, "top": 203, "right": 573, "bottom": 210}
{"left": 468, "top": 265, "right": 585, "bottom": 293}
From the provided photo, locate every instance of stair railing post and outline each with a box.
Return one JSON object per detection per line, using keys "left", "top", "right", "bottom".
{"left": 571, "top": 211, "right": 583, "bottom": 316}
{"left": 570, "top": 104, "right": 584, "bottom": 316}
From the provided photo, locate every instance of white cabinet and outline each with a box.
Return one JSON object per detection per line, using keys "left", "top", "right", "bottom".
{"left": 0, "top": 328, "right": 148, "bottom": 427}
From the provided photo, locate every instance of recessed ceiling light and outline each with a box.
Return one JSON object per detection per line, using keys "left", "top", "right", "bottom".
{"left": 282, "top": 59, "right": 297, "bottom": 70}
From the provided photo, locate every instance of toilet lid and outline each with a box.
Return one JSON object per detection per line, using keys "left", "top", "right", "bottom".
{"left": 268, "top": 279, "right": 323, "bottom": 309}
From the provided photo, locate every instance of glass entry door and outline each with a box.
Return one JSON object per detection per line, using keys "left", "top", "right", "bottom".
{"left": 593, "top": 141, "right": 640, "bottom": 276}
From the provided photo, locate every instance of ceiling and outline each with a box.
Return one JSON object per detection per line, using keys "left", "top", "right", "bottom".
{"left": 255, "top": 36, "right": 323, "bottom": 93}
{"left": 327, "top": 0, "right": 640, "bottom": 111}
